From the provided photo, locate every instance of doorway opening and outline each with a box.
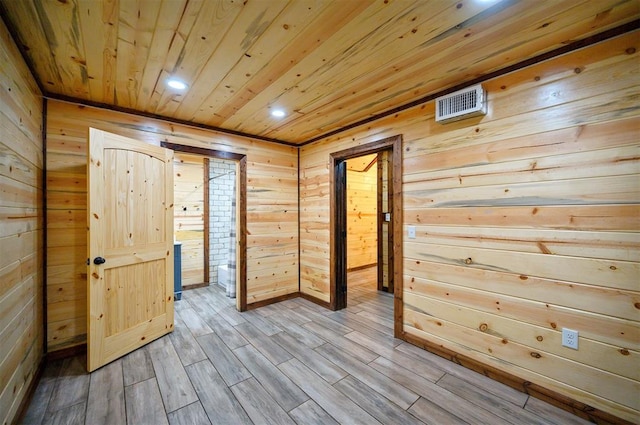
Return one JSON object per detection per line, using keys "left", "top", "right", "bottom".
{"left": 172, "top": 152, "right": 210, "bottom": 289}
{"left": 162, "top": 142, "right": 248, "bottom": 311}
{"left": 343, "top": 153, "right": 386, "bottom": 293}
{"left": 330, "top": 135, "right": 403, "bottom": 337}
{"left": 207, "top": 158, "right": 237, "bottom": 298}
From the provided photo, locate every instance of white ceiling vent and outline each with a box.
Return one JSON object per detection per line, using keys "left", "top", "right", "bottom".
{"left": 435, "top": 84, "right": 487, "bottom": 123}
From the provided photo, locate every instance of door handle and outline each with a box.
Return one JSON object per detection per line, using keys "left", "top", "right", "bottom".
{"left": 93, "top": 257, "right": 106, "bottom": 265}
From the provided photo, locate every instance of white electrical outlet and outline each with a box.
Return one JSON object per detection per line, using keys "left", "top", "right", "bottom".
{"left": 562, "top": 328, "right": 579, "bottom": 350}
{"left": 408, "top": 226, "right": 416, "bottom": 239}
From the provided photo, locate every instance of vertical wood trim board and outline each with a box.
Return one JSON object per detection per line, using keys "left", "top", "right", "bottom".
{"left": 45, "top": 99, "right": 299, "bottom": 351}
{"left": 376, "top": 154, "right": 384, "bottom": 292}
{"left": 203, "top": 157, "right": 210, "bottom": 284}
{"left": 299, "top": 33, "right": 640, "bottom": 422}
{"left": 0, "top": 17, "right": 45, "bottom": 425}
{"left": 238, "top": 155, "right": 248, "bottom": 312}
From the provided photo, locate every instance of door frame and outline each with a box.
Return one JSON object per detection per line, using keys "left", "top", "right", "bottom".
{"left": 161, "top": 142, "right": 248, "bottom": 311}
{"left": 330, "top": 135, "right": 403, "bottom": 337}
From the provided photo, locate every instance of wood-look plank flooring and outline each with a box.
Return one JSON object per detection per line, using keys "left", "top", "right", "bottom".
{"left": 22, "top": 268, "right": 590, "bottom": 425}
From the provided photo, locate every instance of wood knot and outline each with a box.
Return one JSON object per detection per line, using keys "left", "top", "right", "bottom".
{"left": 464, "top": 257, "right": 473, "bottom": 264}
{"left": 625, "top": 47, "right": 636, "bottom": 55}
{"left": 536, "top": 336, "right": 543, "bottom": 342}
{"left": 92, "top": 272, "right": 99, "bottom": 279}
{"left": 550, "top": 322, "right": 557, "bottom": 329}
{"left": 634, "top": 303, "right": 640, "bottom": 310}
{"left": 479, "top": 323, "right": 489, "bottom": 332}
{"left": 619, "top": 348, "right": 630, "bottom": 356}
{"left": 609, "top": 265, "right": 617, "bottom": 270}
{"left": 519, "top": 275, "right": 528, "bottom": 280}
{"left": 530, "top": 352, "right": 542, "bottom": 359}
{"left": 574, "top": 67, "right": 582, "bottom": 74}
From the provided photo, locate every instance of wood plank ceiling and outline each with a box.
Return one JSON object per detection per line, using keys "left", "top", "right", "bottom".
{"left": 1, "top": 0, "right": 638, "bottom": 144}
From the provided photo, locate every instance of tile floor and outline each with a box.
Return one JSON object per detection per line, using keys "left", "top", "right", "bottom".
{"left": 20, "top": 268, "right": 590, "bottom": 424}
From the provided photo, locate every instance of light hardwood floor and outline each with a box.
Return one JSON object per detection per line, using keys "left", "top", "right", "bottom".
{"left": 21, "top": 268, "right": 589, "bottom": 425}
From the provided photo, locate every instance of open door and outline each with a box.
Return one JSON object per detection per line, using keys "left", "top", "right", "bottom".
{"left": 87, "top": 128, "right": 174, "bottom": 372}
{"left": 335, "top": 160, "right": 348, "bottom": 310}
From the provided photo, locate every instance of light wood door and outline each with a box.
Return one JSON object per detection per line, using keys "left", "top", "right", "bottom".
{"left": 87, "top": 128, "right": 174, "bottom": 372}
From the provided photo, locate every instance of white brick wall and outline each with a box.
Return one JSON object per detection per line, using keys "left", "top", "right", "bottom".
{"left": 209, "top": 159, "right": 236, "bottom": 285}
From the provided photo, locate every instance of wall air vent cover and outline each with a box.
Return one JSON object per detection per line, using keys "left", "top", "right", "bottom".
{"left": 435, "top": 84, "right": 487, "bottom": 123}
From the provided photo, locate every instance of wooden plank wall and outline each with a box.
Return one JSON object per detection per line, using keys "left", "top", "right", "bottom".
{"left": 173, "top": 152, "right": 205, "bottom": 286}
{"left": 346, "top": 156, "right": 377, "bottom": 270}
{"left": 299, "top": 32, "right": 640, "bottom": 422}
{"left": 0, "top": 17, "right": 44, "bottom": 425}
{"left": 45, "top": 100, "right": 299, "bottom": 352}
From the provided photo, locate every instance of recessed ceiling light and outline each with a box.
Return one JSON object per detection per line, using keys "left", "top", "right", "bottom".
{"left": 271, "top": 109, "right": 286, "bottom": 118}
{"left": 167, "top": 79, "right": 188, "bottom": 90}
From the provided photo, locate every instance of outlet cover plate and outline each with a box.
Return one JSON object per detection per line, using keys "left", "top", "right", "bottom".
{"left": 408, "top": 226, "right": 416, "bottom": 239}
{"left": 562, "top": 328, "right": 579, "bottom": 350}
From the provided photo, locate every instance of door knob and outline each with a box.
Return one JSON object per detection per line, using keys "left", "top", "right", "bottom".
{"left": 93, "top": 257, "right": 106, "bottom": 265}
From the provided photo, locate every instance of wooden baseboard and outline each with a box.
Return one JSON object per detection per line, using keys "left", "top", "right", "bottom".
{"left": 401, "top": 332, "right": 632, "bottom": 425}
{"left": 45, "top": 343, "right": 87, "bottom": 362}
{"left": 246, "top": 292, "right": 300, "bottom": 310}
{"left": 246, "top": 291, "right": 332, "bottom": 311}
{"left": 299, "top": 292, "right": 332, "bottom": 309}
{"left": 347, "top": 263, "right": 376, "bottom": 272}
{"left": 182, "top": 282, "right": 209, "bottom": 290}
